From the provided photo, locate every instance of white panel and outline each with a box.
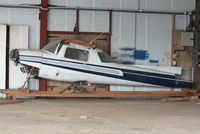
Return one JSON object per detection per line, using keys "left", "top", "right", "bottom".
{"left": 181, "top": 32, "right": 194, "bottom": 47}
{"left": 147, "top": 0, "right": 171, "bottom": 10}
{"left": 48, "top": 10, "right": 65, "bottom": 31}
{"left": 140, "top": 0, "right": 147, "bottom": 9}
{"left": 10, "top": 8, "right": 40, "bottom": 49}
{"left": 111, "top": 12, "right": 121, "bottom": 59}
{"left": 135, "top": 14, "right": 146, "bottom": 65}
{"left": 121, "top": 0, "right": 138, "bottom": 9}
{"left": 10, "top": 0, "right": 40, "bottom": 4}
{"left": 121, "top": 13, "right": 135, "bottom": 47}
{"left": 147, "top": 14, "right": 171, "bottom": 66}
{"left": 9, "top": 26, "right": 29, "bottom": 89}
{"left": 49, "top": 0, "right": 66, "bottom": 5}
{"left": 94, "top": 11, "right": 109, "bottom": 32}
{"left": 0, "top": 0, "right": 8, "bottom": 24}
{"left": 0, "top": 25, "right": 7, "bottom": 90}
{"left": 173, "top": 0, "right": 195, "bottom": 11}
{"left": 67, "top": 10, "right": 77, "bottom": 31}
{"left": 95, "top": 0, "right": 120, "bottom": 8}
{"left": 79, "top": 11, "right": 93, "bottom": 32}
{"left": 0, "top": 0, "right": 9, "bottom": 4}
{"left": 68, "top": 0, "right": 94, "bottom": 7}
{"left": 175, "top": 15, "right": 185, "bottom": 30}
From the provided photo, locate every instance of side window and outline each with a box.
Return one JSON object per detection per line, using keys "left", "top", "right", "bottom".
{"left": 65, "top": 47, "right": 89, "bottom": 61}
{"left": 98, "top": 52, "right": 114, "bottom": 63}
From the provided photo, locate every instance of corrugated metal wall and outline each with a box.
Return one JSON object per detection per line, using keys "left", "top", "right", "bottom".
{"left": 0, "top": 0, "right": 195, "bottom": 91}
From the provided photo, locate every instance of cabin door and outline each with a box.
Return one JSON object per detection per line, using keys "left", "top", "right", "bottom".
{"left": 46, "top": 33, "right": 110, "bottom": 92}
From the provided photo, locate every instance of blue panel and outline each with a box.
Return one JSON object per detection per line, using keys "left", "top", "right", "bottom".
{"left": 149, "top": 60, "right": 159, "bottom": 63}
{"left": 134, "top": 50, "right": 149, "bottom": 60}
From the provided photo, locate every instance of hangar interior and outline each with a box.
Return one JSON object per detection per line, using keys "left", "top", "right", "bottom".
{"left": 0, "top": 0, "right": 200, "bottom": 134}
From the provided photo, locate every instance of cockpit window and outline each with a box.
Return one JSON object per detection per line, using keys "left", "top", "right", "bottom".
{"left": 43, "top": 40, "right": 67, "bottom": 54}
{"left": 98, "top": 52, "right": 114, "bottom": 63}
{"left": 65, "top": 47, "right": 89, "bottom": 62}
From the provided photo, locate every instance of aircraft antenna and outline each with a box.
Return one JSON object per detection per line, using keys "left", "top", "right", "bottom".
{"left": 89, "top": 32, "right": 104, "bottom": 44}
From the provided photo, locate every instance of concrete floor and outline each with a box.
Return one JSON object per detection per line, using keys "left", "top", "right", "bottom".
{"left": 0, "top": 99, "right": 200, "bottom": 134}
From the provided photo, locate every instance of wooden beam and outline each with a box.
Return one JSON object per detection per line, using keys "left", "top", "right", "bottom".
{"left": 2, "top": 90, "right": 199, "bottom": 98}
{"left": 68, "top": 40, "right": 96, "bottom": 48}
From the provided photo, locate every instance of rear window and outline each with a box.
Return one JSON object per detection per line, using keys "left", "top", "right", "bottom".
{"left": 65, "top": 47, "right": 88, "bottom": 62}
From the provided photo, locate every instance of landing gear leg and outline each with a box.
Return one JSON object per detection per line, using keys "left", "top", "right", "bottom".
{"left": 20, "top": 67, "right": 35, "bottom": 90}
{"left": 60, "top": 81, "right": 91, "bottom": 94}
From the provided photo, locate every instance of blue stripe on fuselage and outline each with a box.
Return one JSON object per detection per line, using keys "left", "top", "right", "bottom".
{"left": 20, "top": 55, "right": 176, "bottom": 79}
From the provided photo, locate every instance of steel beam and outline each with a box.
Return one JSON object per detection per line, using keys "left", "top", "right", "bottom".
{"left": 39, "top": 0, "right": 48, "bottom": 91}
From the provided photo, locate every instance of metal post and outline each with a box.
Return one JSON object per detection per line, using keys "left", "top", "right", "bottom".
{"left": 39, "top": 0, "right": 48, "bottom": 91}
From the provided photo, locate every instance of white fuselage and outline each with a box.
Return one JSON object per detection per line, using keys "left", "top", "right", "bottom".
{"left": 16, "top": 41, "right": 192, "bottom": 88}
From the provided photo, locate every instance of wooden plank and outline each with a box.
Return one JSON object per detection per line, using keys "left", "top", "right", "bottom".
{"left": 2, "top": 90, "right": 198, "bottom": 98}
{"left": 68, "top": 40, "right": 96, "bottom": 48}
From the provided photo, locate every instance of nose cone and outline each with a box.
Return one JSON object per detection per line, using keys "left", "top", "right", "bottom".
{"left": 10, "top": 49, "right": 19, "bottom": 62}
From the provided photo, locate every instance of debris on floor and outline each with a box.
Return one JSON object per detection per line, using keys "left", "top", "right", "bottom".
{"left": 80, "top": 115, "right": 88, "bottom": 120}
{"left": 160, "top": 96, "right": 199, "bottom": 102}
{"left": 0, "top": 99, "right": 24, "bottom": 105}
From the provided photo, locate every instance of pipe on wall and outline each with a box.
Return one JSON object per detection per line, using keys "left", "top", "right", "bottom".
{"left": 0, "top": 4, "right": 191, "bottom": 15}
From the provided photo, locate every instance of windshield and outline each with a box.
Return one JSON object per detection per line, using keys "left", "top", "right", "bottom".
{"left": 98, "top": 52, "right": 114, "bottom": 63}
{"left": 43, "top": 40, "right": 67, "bottom": 54}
